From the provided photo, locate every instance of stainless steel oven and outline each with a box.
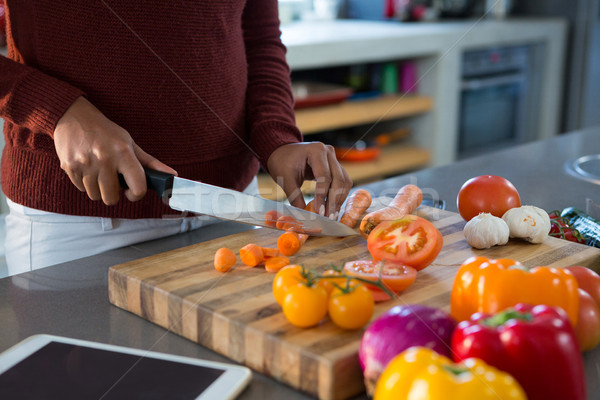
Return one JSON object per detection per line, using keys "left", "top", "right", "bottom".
{"left": 458, "top": 45, "right": 534, "bottom": 158}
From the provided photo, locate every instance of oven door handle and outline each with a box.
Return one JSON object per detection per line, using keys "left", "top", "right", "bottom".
{"left": 461, "top": 73, "right": 525, "bottom": 90}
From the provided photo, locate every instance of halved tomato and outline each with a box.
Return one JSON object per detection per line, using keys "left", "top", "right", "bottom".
{"left": 366, "top": 215, "right": 443, "bottom": 271}
{"left": 343, "top": 260, "right": 417, "bottom": 302}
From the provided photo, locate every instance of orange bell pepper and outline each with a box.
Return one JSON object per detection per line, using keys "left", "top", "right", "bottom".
{"left": 451, "top": 256, "right": 579, "bottom": 327}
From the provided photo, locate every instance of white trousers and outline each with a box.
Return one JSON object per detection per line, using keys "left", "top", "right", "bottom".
{"left": 5, "top": 177, "right": 259, "bottom": 276}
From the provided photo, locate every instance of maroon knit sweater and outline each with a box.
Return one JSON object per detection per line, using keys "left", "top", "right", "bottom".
{"left": 0, "top": 1, "right": 302, "bottom": 218}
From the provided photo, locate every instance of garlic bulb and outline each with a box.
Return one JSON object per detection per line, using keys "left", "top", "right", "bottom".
{"left": 464, "top": 213, "right": 510, "bottom": 249}
{"left": 502, "top": 205, "right": 551, "bottom": 244}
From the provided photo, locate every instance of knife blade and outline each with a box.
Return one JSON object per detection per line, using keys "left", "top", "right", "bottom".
{"left": 124, "top": 168, "right": 359, "bottom": 237}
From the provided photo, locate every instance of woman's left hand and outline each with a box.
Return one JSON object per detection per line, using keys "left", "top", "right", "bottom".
{"left": 267, "top": 142, "right": 352, "bottom": 218}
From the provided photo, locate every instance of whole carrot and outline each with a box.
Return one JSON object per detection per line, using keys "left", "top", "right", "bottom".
{"left": 359, "top": 184, "right": 423, "bottom": 239}
{"left": 339, "top": 189, "right": 372, "bottom": 228}
{"left": 214, "top": 247, "right": 236, "bottom": 272}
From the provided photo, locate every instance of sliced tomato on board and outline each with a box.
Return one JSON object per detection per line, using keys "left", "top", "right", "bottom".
{"left": 366, "top": 215, "right": 443, "bottom": 271}
{"left": 343, "top": 260, "right": 417, "bottom": 302}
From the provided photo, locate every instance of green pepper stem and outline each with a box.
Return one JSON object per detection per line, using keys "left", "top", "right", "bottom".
{"left": 480, "top": 309, "right": 533, "bottom": 327}
{"left": 442, "top": 364, "right": 469, "bottom": 376}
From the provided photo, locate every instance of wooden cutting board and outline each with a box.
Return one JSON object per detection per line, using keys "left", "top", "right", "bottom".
{"left": 108, "top": 206, "right": 600, "bottom": 400}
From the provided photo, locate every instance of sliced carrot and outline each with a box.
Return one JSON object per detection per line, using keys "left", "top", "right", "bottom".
{"left": 264, "top": 256, "right": 290, "bottom": 273}
{"left": 339, "top": 189, "right": 372, "bottom": 228}
{"left": 239, "top": 243, "right": 264, "bottom": 267}
{"left": 276, "top": 215, "right": 301, "bottom": 231}
{"left": 277, "top": 231, "right": 308, "bottom": 257}
{"left": 304, "top": 199, "right": 317, "bottom": 213}
{"left": 264, "top": 210, "right": 282, "bottom": 228}
{"left": 360, "top": 184, "right": 423, "bottom": 239}
{"left": 261, "top": 247, "right": 279, "bottom": 259}
{"left": 214, "top": 247, "right": 236, "bottom": 273}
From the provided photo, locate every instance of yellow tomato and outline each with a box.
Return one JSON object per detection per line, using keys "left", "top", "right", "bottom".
{"left": 272, "top": 264, "right": 305, "bottom": 305}
{"left": 316, "top": 268, "right": 347, "bottom": 296}
{"left": 328, "top": 282, "right": 374, "bottom": 330}
{"left": 282, "top": 283, "right": 328, "bottom": 328}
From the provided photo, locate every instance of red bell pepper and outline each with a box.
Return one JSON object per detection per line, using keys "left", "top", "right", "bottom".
{"left": 451, "top": 303, "right": 586, "bottom": 400}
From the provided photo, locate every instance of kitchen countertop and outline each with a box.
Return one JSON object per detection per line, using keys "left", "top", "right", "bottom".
{"left": 1, "top": 127, "right": 600, "bottom": 399}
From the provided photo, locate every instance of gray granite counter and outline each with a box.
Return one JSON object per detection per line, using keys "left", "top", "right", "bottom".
{"left": 1, "top": 127, "right": 599, "bottom": 399}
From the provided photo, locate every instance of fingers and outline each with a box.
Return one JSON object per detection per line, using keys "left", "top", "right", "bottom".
{"left": 117, "top": 155, "right": 147, "bottom": 203}
{"left": 97, "top": 167, "right": 121, "bottom": 205}
{"left": 308, "top": 144, "right": 352, "bottom": 218}
{"left": 324, "top": 148, "right": 352, "bottom": 217}
{"left": 267, "top": 142, "right": 353, "bottom": 216}
{"left": 134, "top": 144, "right": 178, "bottom": 176}
{"left": 309, "top": 145, "right": 332, "bottom": 217}
{"left": 278, "top": 175, "right": 306, "bottom": 210}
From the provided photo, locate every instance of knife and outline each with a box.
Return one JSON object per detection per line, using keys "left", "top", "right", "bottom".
{"left": 120, "top": 168, "right": 359, "bottom": 237}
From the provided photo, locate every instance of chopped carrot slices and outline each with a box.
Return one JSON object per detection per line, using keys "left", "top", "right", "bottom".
{"left": 265, "top": 256, "right": 290, "bottom": 273}
{"left": 261, "top": 247, "right": 279, "bottom": 259}
{"left": 214, "top": 247, "right": 236, "bottom": 272}
{"left": 264, "top": 210, "right": 282, "bottom": 227}
{"left": 277, "top": 231, "right": 308, "bottom": 257}
{"left": 239, "top": 243, "right": 264, "bottom": 267}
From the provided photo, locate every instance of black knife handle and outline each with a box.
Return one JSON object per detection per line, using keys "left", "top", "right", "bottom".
{"left": 118, "top": 168, "right": 174, "bottom": 199}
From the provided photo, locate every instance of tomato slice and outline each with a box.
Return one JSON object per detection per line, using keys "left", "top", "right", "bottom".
{"left": 343, "top": 260, "right": 417, "bottom": 302}
{"left": 367, "top": 215, "right": 443, "bottom": 271}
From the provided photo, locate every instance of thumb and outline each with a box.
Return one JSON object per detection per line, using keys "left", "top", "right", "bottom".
{"left": 133, "top": 144, "right": 178, "bottom": 176}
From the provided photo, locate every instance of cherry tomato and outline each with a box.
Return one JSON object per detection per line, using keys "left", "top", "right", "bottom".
{"left": 549, "top": 213, "right": 586, "bottom": 244}
{"left": 564, "top": 266, "right": 600, "bottom": 308}
{"left": 282, "top": 283, "right": 328, "bottom": 328}
{"left": 343, "top": 260, "right": 418, "bottom": 302}
{"left": 328, "top": 281, "right": 374, "bottom": 330}
{"left": 574, "top": 288, "right": 600, "bottom": 352}
{"left": 316, "top": 268, "right": 346, "bottom": 296}
{"left": 457, "top": 175, "right": 521, "bottom": 221}
{"left": 366, "top": 215, "right": 443, "bottom": 271}
{"left": 272, "top": 265, "right": 305, "bottom": 305}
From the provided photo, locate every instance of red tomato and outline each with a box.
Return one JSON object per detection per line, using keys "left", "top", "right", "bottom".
{"left": 343, "top": 260, "right": 417, "bottom": 302}
{"left": 548, "top": 213, "right": 586, "bottom": 244}
{"left": 457, "top": 175, "right": 521, "bottom": 221}
{"left": 574, "top": 289, "right": 600, "bottom": 352}
{"left": 564, "top": 266, "right": 600, "bottom": 307}
{"left": 366, "top": 215, "right": 443, "bottom": 271}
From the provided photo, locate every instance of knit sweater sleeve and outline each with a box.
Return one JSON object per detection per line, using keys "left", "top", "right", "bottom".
{"left": 0, "top": 54, "right": 84, "bottom": 137}
{"left": 242, "top": 0, "right": 303, "bottom": 171}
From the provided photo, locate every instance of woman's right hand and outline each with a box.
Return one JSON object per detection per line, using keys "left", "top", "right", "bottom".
{"left": 53, "top": 96, "right": 176, "bottom": 205}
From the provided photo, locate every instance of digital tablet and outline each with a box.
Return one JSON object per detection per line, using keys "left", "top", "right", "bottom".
{"left": 0, "top": 334, "right": 252, "bottom": 400}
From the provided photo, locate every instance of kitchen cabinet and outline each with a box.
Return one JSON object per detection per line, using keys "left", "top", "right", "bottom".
{"left": 256, "top": 18, "right": 567, "bottom": 201}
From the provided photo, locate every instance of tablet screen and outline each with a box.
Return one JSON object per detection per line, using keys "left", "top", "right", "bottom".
{"left": 0, "top": 341, "right": 225, "bottom": 400}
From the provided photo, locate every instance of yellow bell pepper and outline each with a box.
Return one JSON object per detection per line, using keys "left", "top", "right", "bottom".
{"left": 373, "top": 347, "right": 527, "bottom": 400}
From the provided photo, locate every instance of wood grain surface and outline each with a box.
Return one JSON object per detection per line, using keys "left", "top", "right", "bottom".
{"left": 108, "top": 206, "right": 600, "bottom": 400}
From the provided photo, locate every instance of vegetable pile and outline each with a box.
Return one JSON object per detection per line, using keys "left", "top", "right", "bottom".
{"left": 272, "top": 264, "right": 375, "bottom": 330}
{"left": 553, "top": 207, "right": 600, "bottom": 247}
{"left": 209, "top": 173, "right": 600, "bottom": 399}
{"left": 366, "top": 256, "right": 598, "bottom": 400}
{"left": 457, "top": 174, "right": 600, "bottom": 250}
{"left": 359, "top": 305, "right": 456, "bottom": 394}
